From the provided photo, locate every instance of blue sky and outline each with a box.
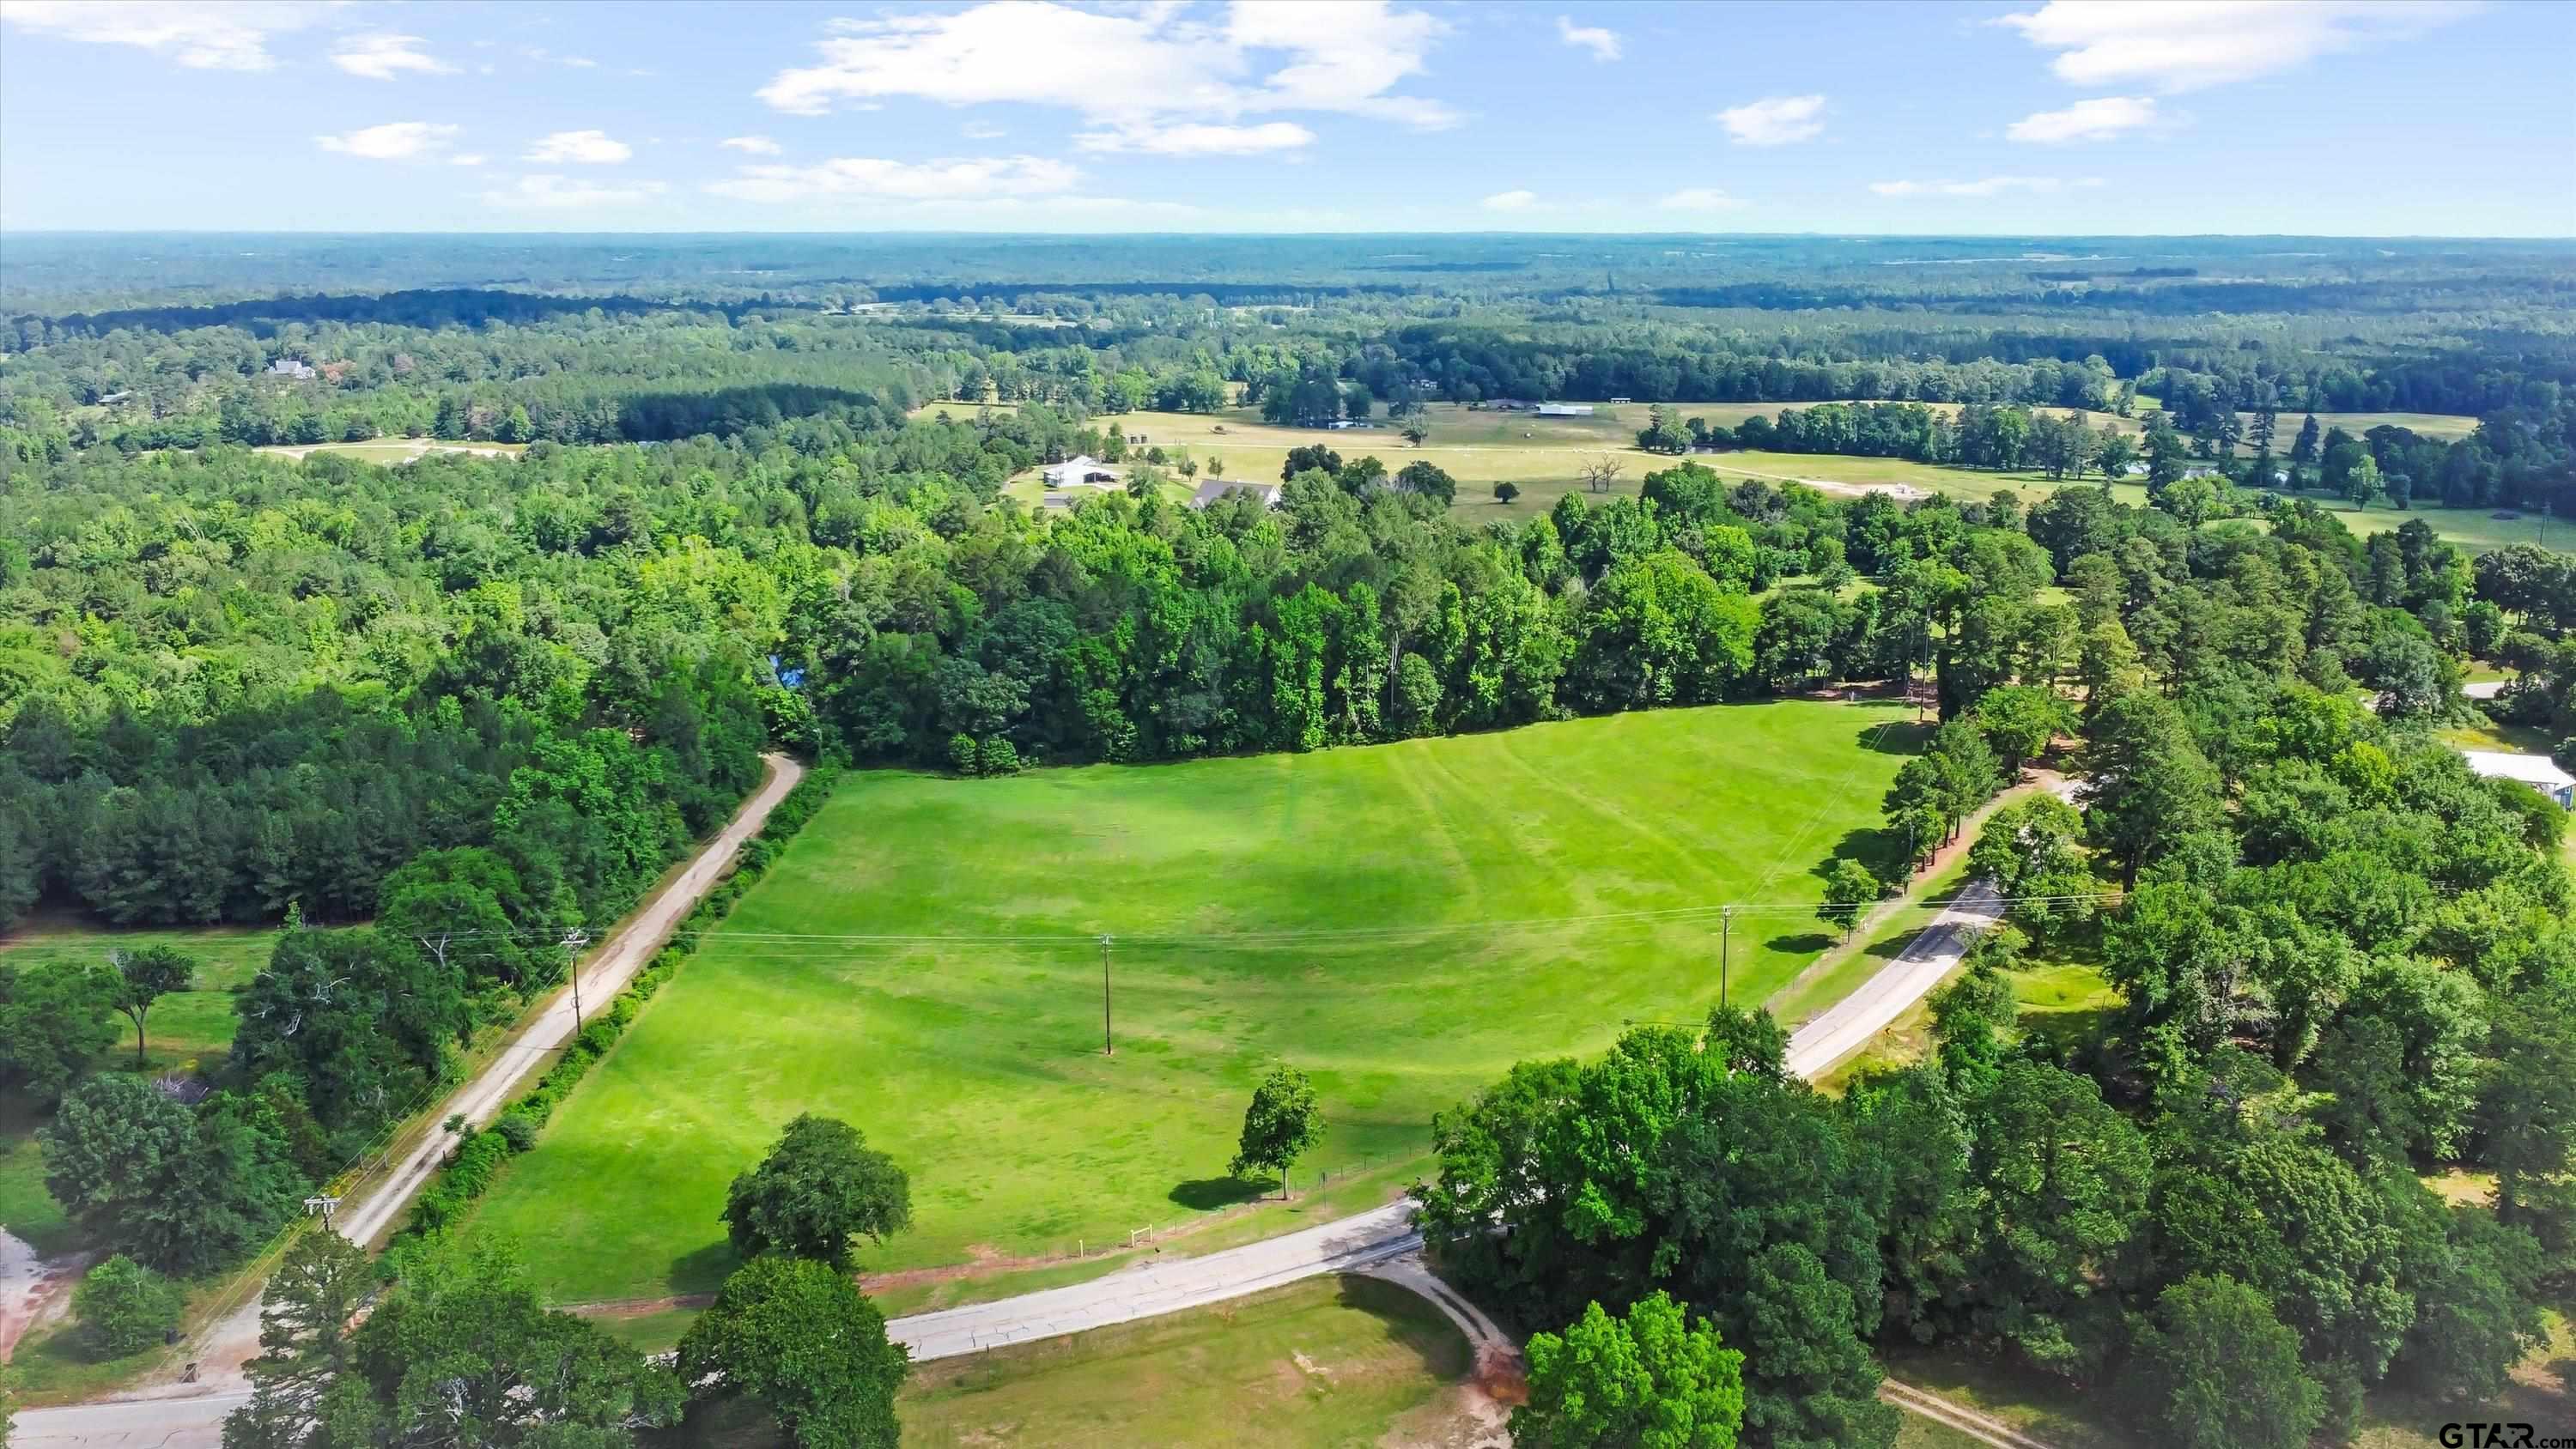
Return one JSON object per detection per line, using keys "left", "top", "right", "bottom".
{"left": 2, "top": 0, "right": 2570, "bottom": 234}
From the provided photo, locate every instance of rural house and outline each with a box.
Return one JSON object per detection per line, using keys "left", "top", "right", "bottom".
{"left": 2461, "top": 749, "right": 2576, "bottom": 809}
{"left": 1042, "top": 455, "right": 1119, "bottom": 488}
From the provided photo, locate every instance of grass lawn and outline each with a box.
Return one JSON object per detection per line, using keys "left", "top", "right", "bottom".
{"left": 469, "top": 700, "right": 1921, "bottom": 1303}
{"left": 1811, "top": 948, "right": 2117, "bottom": 1097}
{"left": 0, "top": 915, "right": 281, "bottom": 1070}
{"left": 896, "top": 1275, "right": 1476, "bottom": 1449}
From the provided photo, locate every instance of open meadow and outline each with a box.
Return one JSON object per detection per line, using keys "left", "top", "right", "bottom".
{"left": 929, "top": 402, "right": 2552, "bottom": 555}
{"left": 466, "top": 700, "right": 1919, "bottom": 1303}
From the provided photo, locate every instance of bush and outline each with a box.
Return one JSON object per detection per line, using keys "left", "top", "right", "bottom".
{"left": 946, "top": 732, "right": 979, "bottom": 776}
{"left": 978, "top": 737, "right": 1021, "bottom": 775}
{"left": 74, "top": 1255, "right": 180, "bottom": 1358}
{"left": 2555, "top": 737, "right": 2576, "bottom": 774}
{"left": 489, "top": 1111, "right": 539, "bottom": 1153}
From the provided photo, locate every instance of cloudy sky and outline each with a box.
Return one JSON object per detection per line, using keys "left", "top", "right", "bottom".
{"left": 2, "top": 0, "right": 2569, "bottom": 234}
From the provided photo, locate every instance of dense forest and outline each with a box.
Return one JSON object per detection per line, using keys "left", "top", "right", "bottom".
{"left": 2, "top": 235, "right": 2572, "bottom": 1445}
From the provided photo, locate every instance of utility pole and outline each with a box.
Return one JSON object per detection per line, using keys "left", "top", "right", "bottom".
{"left": 1099, "top": 933, "right": 1114, "bottom": 1056}
{"left": 561, "top": 928, "right": 591, "bottom": 1028}
{"left": 1719, "top": 906, "right": 1733, "bottom": 1011}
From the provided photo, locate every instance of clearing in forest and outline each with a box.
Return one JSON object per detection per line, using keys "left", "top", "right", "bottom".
{"left": 467, "top": 700, "right": 1917, "bottom": 1302}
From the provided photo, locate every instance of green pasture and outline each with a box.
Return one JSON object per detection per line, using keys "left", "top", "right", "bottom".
{"left": 467, "top": 700, "right": 1921, "bottom": 1303}
{"left": 897, "top": 1276, "right": 1472, "bottom": 1448}
{"left": 0, "top": 918, "right": 280, "bottom": 1070}
{"left": 985, "top": 403, "right": 2546, "bottom": 555}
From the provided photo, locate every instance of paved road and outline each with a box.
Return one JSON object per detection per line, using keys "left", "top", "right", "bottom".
{"left": 12, "top": 755, "right": 804, "bottom": 1449}
{"left": 1783, "top": 878, "right": 2004, "bottom": 1080}
{"left": 17, "top": 761, "right": 2011, "bottom": 1446}
{"left": 895, "top": 1202, "right": 1423, "bottom": 1361}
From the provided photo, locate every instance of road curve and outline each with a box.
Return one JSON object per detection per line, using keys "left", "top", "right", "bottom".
{"left": 17, "top": 761, "right": 2013, "bottom": 1447}
{"left": 12, "top": 754, "right": 804, "bottom": 1447}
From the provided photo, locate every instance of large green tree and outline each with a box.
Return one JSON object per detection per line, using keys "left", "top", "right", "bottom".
{"left": 1514, "top": 1291, "right": 1745, "bottom": 1449}
{"left": 677, "top": 1254, "right": 910, "bottom": 1449}
{"left": 0, "top": 960, "right": 117, "bottom": 1101}
{"left": 724, "top": 1114, "right": 914, "bottom": 1269}
{"left": 2124, "top": 1275, "right": 2323, "bottom": 1449}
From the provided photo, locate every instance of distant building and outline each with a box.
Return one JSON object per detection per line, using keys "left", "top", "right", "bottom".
{"left": 1536, "top": 403, "right": 1595, "bottom": 417}
{"left": 1042, "top": 455, "right": 1119, "bottom": 488}
{"left": 1608, "top": 396, "right": 1632, "bottom": 404}
{"left": 2123, "top": 462, "right": 2149, "bottom": 476}
{"left": 268, "top": 359, "right": 316, "bottom": 380}
{"left": 1189, "top": 480, "right": 1284, "bottom": 510}
{"left": 2461, "top": 749, "right": 2575, "bottom": 809}
{"left": 1479, "top": 398, "right": 1535, "bottom": 412}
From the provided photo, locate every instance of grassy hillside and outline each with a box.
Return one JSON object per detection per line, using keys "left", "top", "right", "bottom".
{"left": 468, "top": 700, "right": 1917, "bottom": 1302}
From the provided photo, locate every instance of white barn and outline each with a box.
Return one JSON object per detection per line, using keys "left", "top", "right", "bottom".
{"left": 1536, "top": 403, "right": 1595, "bottom": 417}
{"left": 1042, "top": 455, "right": 1119, "bottom": 489}
{"left": 2461, "top": 749, "right": 2576, "bottom": 809}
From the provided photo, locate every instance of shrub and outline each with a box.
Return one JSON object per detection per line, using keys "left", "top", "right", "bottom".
{"left": 946, "top": 733, "right": 979, "bottom": 775}
{"left": 978, "top": 737, "right": 1021, "bottom": 775}
{"left": 75, "top": 1255, "right": 180, "bottom": 1358}
{"left": 489, "top": 1111, "right": 539, "bottom": 1153}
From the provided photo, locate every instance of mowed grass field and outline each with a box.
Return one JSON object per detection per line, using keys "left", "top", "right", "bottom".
{"left": 468, "top": 700, "right": 1918, "bottom": 1302}
{"left": 0, "top": 915, "right": 280, "bottom": 1069}
{"left": 896, "top": 1276, "right": 1476, "bottom": 1448}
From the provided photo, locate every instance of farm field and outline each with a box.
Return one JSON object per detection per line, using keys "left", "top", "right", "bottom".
{"left": 0, "top": 916, "right": 280, "bottom": 1070}
{"left": 953, "top": 403, "right": 2552, "bottom": 555}
{"left": 467, "top": 700, "right": 1919, "bottom": 1302}
{"left": 894, "top": 1276, "right": 1478, "bottom": 1448}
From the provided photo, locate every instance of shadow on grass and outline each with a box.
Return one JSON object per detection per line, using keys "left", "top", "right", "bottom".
{"left": 665, "top": 1239, "right": 738, "bottom": 1297}
{"left": 1862, "top": 720, "right": 1935, "bottom": 756}
{"left": 1765, "top": 931, "right": 1834, "bottom": 955}
{"left": 1333, "top": 1274, "right": 1473, "bottom": 1381}
{"left": 1169, "top": 1176, "right": 1271, "bottom": 1211}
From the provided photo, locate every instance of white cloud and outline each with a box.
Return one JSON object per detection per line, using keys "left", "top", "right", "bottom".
{"left": 756, "top": 0, "right": 1455, "bottom": 149}
{"left": 315, "top": 121, "right": 462, "bottom": 161}
{"left": 482, "top": 174, "right": 668, "bottom": 210}
{"left": 449, "top": 154, "right": 487, "bottom": 167}
{"left": 1996, "top": 1, "right": 2474, "bottom": 94}
{"left": 1075, "top": 121, "right": 1313, "bottom": 155}
{"left": 720, "top": 135, "right": 783, "bottom": 155}
{"left": 962, "top": 121, "right": 1007, "bottom": 140}
{"left": 1871, "top": 175, "right": 2105, "bottom": 197}
{"left": 706, "top": 155, "right": 1083, "bottom": 203}
{"left": 1555, "top": 15, "right": 1620, "bottom": 62}
{"left": 563, "top": 55, "right": 597, "bottom": 68}
{"left": 524, "top": 130, "right": 633, "bottom": 164}
{"left": 1716, "top": 94, "right": 1826, "bottom": 146}
{"left": 2006, "top": 94, "right": 2160, "bottom": 143}
{"left": 331, "top": 33, "right": 452, "bottom": 81}
{"left": 1659, "top": 187, "right": 1748, "bottom": 212}
{"left": 1482, "top": 189, "right": 1539, "bottom": 211}
{"left": 0, "top": 0, "right": 331, "bottom": 70}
